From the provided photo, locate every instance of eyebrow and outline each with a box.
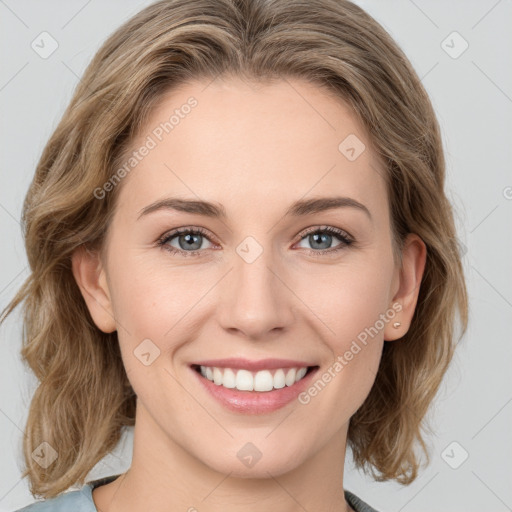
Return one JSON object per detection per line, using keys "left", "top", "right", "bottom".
{"left": 137, "top": 195, "right": 372, "bottom": 221}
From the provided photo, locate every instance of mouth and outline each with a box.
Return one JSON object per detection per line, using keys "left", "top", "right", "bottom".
{"left": 190, "top": 364, "right": 319, "bottom": 393}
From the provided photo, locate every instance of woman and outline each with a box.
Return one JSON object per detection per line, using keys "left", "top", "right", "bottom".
{"left": 3, "top": 1, "right": 468, "bottom": 511}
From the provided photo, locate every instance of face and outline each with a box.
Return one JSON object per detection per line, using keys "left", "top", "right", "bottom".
{"left": 74, "top": 77, "right": 425, "bottom": 479}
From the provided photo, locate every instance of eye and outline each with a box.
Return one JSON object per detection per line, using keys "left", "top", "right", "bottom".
{"left": 157, "top": 227, "right": 216, "bottom": 257}
{"left": 157, "top": 225, "right": 354, "bottom": 258}
{"left": 294, "top": 226, "right": 353, "bottom": 256}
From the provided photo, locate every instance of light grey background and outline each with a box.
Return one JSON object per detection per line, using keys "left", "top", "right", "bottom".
{"left": 1, "top": 1, "right": 511, "bottom": 511}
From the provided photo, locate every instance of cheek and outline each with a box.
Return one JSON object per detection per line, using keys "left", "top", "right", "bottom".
{"left": 107, "top": 243, "right": 194, "bottom": 328}
{"left": 292, "top": 257, "right": 392, "bottom": 394}
{"left": 338, "top": 273, "right": 391, "bottom": 343}
{"left": 297, "top": 259, "right": 392, "bottom": 340}
{"left": 106, "top": 251, "right": 216, "bottom": 363}
{"left": 107, "top": 263, "right": 191, "bottom": 401}
{"left": 325, "top": 263, "right": 393, "bottom": 402}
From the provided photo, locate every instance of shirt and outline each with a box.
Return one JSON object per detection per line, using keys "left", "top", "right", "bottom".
{"left": 14, "top": 474, "right": 380, "bottom": 512}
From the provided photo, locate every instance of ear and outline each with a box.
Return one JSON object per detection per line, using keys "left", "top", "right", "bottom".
{"left": 384, "top": 233, "right": 427, "bottom": 342}
{"left": 71, "top": 245, "right": 117, "bottom": 333}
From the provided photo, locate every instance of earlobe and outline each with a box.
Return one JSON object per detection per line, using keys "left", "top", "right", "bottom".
{"left": 384, "top": 234, "right": 427, "bottom": 342}
{"left": 71, "top": 245, "right": 117, "bottom": 333}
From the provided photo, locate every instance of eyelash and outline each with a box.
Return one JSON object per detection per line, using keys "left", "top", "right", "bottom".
{"left": 156, "top": 225, "right": 354, "bottom": 258}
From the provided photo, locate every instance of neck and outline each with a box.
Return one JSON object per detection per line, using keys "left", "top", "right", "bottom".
{"left": 94, "top": 401, "right": 353, "bottom": 512}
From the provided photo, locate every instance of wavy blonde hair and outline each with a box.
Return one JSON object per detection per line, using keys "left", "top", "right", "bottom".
{"left": 1, "top": 0, "right": 468, "bottom": 499}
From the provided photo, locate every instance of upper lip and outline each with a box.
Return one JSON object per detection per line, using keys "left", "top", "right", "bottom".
{"left": 191, "top": 358, "right": 316, "bottom": 371}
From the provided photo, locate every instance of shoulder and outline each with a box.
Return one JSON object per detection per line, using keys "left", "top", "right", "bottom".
{"left": 345, "top": 489, "right": 381, "bottom": 512}
{"left": 12, "top": 487, "right": 95, "bottom": 512}
{"left": 12, "top": 474, "right": 121, "bottom": 512}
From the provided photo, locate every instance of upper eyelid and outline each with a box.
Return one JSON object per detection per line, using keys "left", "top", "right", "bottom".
{"left": 161, "top": 227, "right": 217, "bottom": 244}
{"left": 299, "top": 225, "right": 352, "bottom": 240}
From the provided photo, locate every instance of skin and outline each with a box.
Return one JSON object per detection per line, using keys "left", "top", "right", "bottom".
{"left": 72, "top": 77, "right": 426, "bottom": 512}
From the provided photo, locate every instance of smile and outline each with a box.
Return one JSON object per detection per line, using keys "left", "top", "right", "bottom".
{"left": 195, "top": 365, "right": 311, "bottom": 392}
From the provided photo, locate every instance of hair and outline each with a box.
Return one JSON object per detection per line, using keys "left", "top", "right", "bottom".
{"left": 1, "top": 0, "right": 468, "bottom": 499}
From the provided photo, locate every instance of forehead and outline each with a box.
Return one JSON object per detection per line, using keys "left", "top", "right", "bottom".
{"left": 115, "top": 77, "right": 388, "bottom": 222}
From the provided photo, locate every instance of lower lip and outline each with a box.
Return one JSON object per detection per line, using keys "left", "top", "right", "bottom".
{"left": 190, "top": 366, "right": 319, "bottom": 414}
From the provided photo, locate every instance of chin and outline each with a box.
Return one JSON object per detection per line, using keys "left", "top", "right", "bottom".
{"left": 198, "top": 444, "right": 307, "bottom": 479}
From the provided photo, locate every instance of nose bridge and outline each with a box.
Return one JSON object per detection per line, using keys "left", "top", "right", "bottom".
{"left": 218, "top": 234, "right": 294, "bottom": 337}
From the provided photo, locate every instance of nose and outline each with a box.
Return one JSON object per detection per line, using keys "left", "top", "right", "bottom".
{"left": 216, "top": 241, "right": 296, "bottom": 340}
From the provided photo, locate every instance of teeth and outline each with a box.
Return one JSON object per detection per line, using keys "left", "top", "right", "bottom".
{"left": 273, "top": 369, "right": 286, "bottom": 389}
{"left": 199, "top": 365, "right": 310, "bottom": 392}
{"left": 222, "top": 368, "right": 236, "bottom": 388}
{"left": 237, "top": 369, "right": 254, "bottom": 391}
{"left": 296, "top": 367, "right": 307, "bottom": 381}
{"left": 213, "top": 367, "right": 223, "bottom": 385}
